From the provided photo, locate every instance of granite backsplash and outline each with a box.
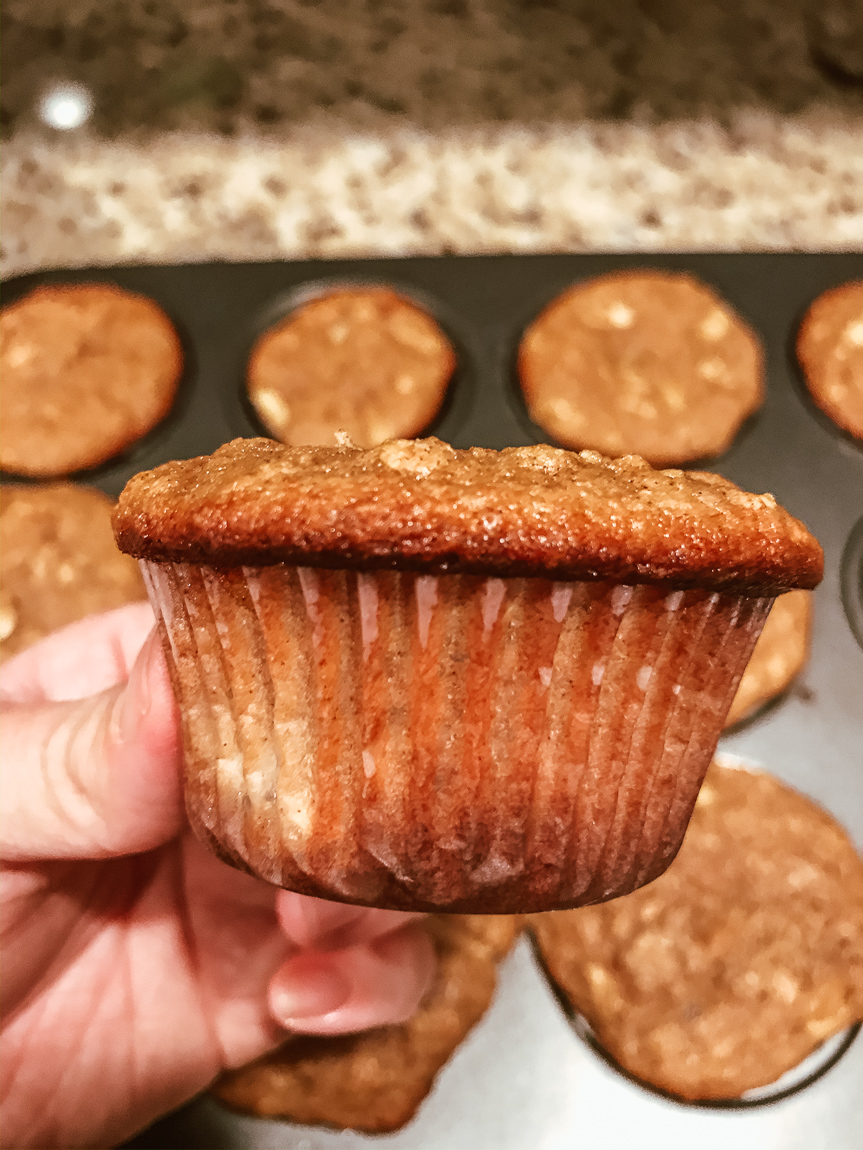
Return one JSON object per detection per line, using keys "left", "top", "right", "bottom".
{"left": 2, "top": 0, "right": 863, "bottom": 276}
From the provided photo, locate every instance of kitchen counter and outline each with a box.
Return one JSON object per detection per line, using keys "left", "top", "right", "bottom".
{"left": 3, "top": 0, "right": 863, "bottom": 277}
{"left": 4, "top": 8, "right": 863, "bottom": 1150}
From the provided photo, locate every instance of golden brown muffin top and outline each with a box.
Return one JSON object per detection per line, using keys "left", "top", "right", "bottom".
{"left": 247, "top": 286, "right": 455, "bottom": 448}
{"left": 114, "top": 437, "right": 822, "bottom": 594}
{"left": 1, "top": 283, "right": 182, "bottom": 478}
{"left": 796, "top": 280, "right": 863, "bottom": 442}
{"left": 2, "top": 483, "right": 146, "bottom": 662}
{"left": 518, "top": 270, "right": 763, "bottom": 465}
{"left": 529, "top": 760, "right": 863, "bottom": 1100}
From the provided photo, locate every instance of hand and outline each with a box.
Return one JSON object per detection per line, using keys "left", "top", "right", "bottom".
{"left": 1, "top": 604, "right": 434, "bottom": 1150}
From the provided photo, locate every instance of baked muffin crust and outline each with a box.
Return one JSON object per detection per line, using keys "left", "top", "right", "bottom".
{"left": 796, "top": 280, "right": 863, "bottom": 441}
{"left": 1, "top": 283, "right": 182, "bottom": 477}
{"left": 247, "top": 286, "right": 455, "bottom": 448}
{"left": 518, "top": 270, "right": 764, "bottom": 465}
{"left": 530, "top": 760, "right": 863, "bottom": 1100}
{"left": 115, "top": 437, "right": 821, "bottom": 593}
{"left": 115, "top": 437, "right": 821, "bottom": 594}
{"left": 2, "top": 484, "right": 146, "bottom": 661}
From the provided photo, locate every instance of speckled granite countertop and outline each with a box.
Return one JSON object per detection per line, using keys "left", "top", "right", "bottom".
{"left": 3, "top": 0, "right": 863, "bottom": 276}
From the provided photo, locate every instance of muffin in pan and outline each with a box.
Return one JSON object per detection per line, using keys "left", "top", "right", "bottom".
{"left": 1, "top": 483, "right": 146, "bottom": 662}
{"left": 796, "top": 280, "right": 863, "bottom": 442}
{"left": 724, "top": 588, "right": 813, "bottom": 728}
{"left": 214, "top": 914, "right": 521, "bottom": 1133}
{"left": 529, "top": 759, "right": 863, "bottom": 1102}
{"left": 518, "top": 270, "right": 764, "bottom": 466}
{"left": 0, "top": 283, "right": 183, "bottom": 477}
{"left": 247, "top": 286, "right": 455, "bottom": 448}
{"left": 114, "top": 436, "right": 822, "bottom": 913}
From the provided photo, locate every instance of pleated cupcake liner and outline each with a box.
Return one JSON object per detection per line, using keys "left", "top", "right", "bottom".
{"left": 143, "top": 561, "right": 771, "bottom": 913}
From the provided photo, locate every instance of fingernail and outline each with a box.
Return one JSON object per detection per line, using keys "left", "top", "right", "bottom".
{"left": 270, "top": 960, "right": 351, "bottom": 1023}
{"left": 113, "top": 631, "right": 158, "bottom": 745}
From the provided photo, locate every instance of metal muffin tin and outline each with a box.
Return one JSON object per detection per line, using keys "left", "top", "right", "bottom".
{"left": 5, "top": 252, "right": 862, "bottom": 1150}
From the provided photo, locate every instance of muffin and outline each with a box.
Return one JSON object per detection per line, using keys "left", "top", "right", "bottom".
{"left": 0, "top": 283, "right": 183, "bottom": 477}
{"left": 114, "top": 436, "right": 822, "bottom": 913}
{"left": 724, "top": 588, "right": 813, "bottom": 728}
{"left": 796, "top": 281, "right": 863, "bottom": 441}
{"left": 1, "top": 484, "right": 146, "bottom": 662}
{"left": 518, "top": 270, "right": 764, "bottom": 465}
{"left": 247, "top": 287, "right": 455, "bottom": 447}
{"left": 530, "top": 759, "right": 863, "bottom": 1101}
{"left": 214, "top": 914, "right": 521, "bottom": 1132}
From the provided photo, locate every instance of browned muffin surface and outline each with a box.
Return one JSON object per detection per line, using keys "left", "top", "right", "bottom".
{"left": 797, "top": 281, "right": 863, "bottom": 441}
{"left": 114, "top": 437, "right": 821, "bottom": 594}
{"left": 530, "top": 761, "right": 863, "bottom": 1101}
{"left": 213, "top": 914, "right": 521, "bottom": 1132}
{"left": 518, "top": 271, "right": 764, "bottom": 465}
{"left": 247, "top": 287, "right": 455, "bottom": 447}
{"left": 0, "top": 283, "right": 182, "bottom": 477}
{"left": 0, "top": 484, "right": 146, "bottom": 662}
{"left": 724, "top": 588, "right": 813, "bottom": 727}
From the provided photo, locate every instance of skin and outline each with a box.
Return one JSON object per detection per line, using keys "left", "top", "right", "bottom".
{"left": 0, "top": 603, "right": 434, "bottom": 1149}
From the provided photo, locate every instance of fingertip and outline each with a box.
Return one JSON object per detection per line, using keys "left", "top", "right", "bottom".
{"left": 275, "top": 891, "right": 426, "bottom": 951}
{"left": 113, "top": 630, "right": 176, "bottom": 749}
{"left": 372, "top": 922, "right": 437, "bottom": 993}
{"left": 140, "top": 630, "right": 180, "bottom": 759}
{"left": 97, "top": 630, "right": 182, "bottom": 855}
{"left": 275, "top": 892, "right": 366, "bottom": 949}
{"left": 268, "top": 954, "right": 352, "bottom": 1025}
{"left": 268, "top": 923, "right": 435, "bottom": 1035}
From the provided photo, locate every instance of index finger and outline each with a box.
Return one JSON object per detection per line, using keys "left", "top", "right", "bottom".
{"left": 275, "top": 891, "right": 426, "bottom": 951}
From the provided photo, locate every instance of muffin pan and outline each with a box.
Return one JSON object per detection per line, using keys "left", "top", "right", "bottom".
{"left": 0, "top": 282, "right": 184, "bottom": 477}
{"left": 529, "top": 946, "right": 861, "bottom": 1112}
{"left": 527, "top": 754, "right": 863, "bottom": 1109}
{"left": 516, "top": 270, "right": 765, "bottom": 465}
{"left": 4, "top": 252, "right": 862, "bottom": 1150}
{"left": 246, "top": 285, "right": 456, "bottom": 448}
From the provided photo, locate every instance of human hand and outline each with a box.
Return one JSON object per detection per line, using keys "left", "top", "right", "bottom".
{"left": 1, "top": 604, "right": 434, "bottom": 1150}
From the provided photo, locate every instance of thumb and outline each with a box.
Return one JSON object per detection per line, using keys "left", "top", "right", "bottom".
{"left": 0, "top": 629, "right": 183, "bottom": 862}
{"left": 269, "top": 924, "right": 436, "bottom": 1035}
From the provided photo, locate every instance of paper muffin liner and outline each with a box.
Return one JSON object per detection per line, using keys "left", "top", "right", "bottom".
{"left": 141, "top": 562, "right": 772, "bottom": 913}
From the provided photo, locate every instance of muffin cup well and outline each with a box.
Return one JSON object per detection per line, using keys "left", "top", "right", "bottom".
{"left": 142, "top": 562, "right": 772, "bottom": 913}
